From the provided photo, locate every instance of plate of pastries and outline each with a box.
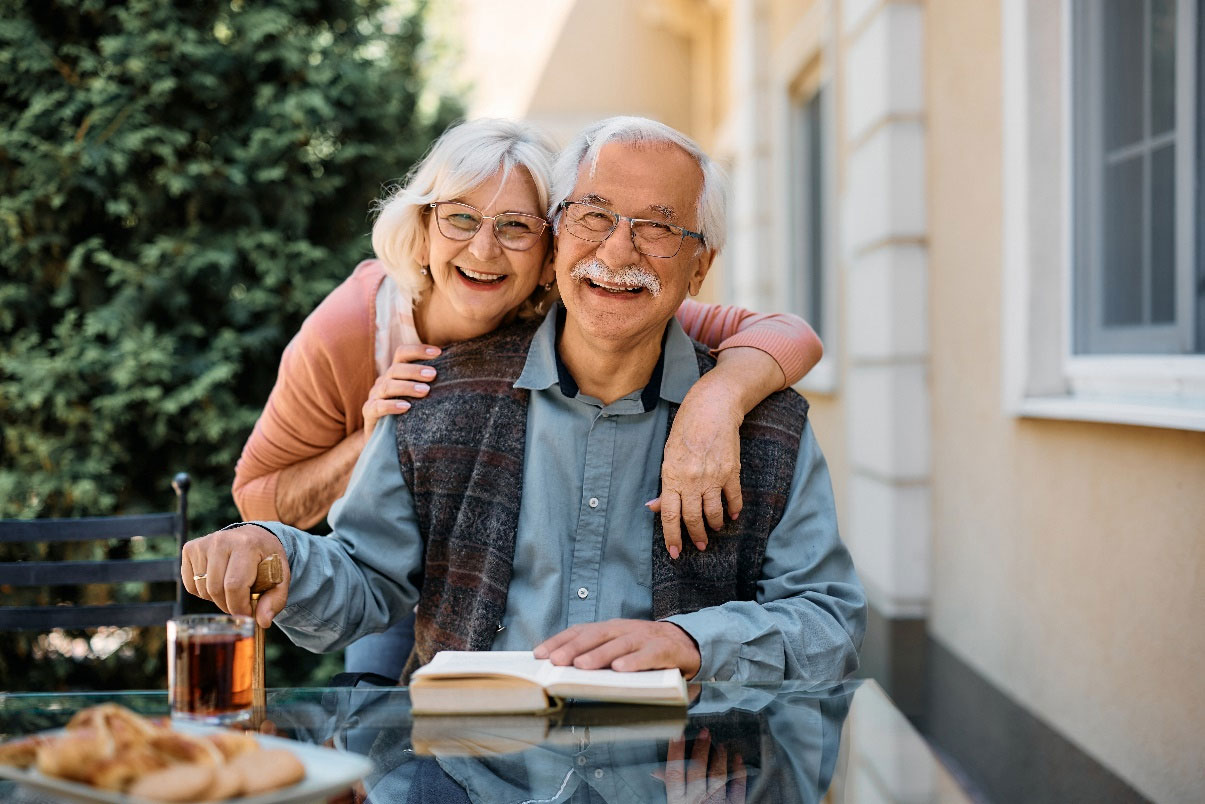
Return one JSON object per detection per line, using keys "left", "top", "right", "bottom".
{"left": 0, "top": 703, "right": 373, "bottom": 803}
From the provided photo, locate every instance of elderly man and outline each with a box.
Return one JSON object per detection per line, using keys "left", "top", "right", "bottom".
{"left": 184, "top": 117, "right": 865, "bottom": 683}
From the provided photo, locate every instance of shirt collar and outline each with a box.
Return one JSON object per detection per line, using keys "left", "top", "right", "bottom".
{"left": 515, "top": 304, "right": 700, "bottom": 409}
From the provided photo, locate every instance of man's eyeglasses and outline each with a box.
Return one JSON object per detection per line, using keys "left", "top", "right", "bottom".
{"left": 556, "top": 201, "right": 707, "bottom": 259}
{"left": 428, "top": 202, "right": 549, "bottom": 251}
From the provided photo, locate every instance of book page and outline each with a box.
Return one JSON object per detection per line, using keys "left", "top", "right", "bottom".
{"left": 540, "top": 664, "right": 682, "bottom": 691}
{"left": 413, "top": 651, "right": 547, "bottom": 684}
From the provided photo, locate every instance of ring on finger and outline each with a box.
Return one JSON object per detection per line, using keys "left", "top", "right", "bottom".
{"left": 192, "top": 573, "right": 207, "bottom": 581}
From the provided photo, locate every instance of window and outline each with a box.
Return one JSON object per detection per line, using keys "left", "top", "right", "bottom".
{"left": 791, "top": 85, "right": 830, "bottom": 340}
{"left": 1002, "top": 0, "right": 1205, "bottom": 431}
{"left": 783, "top": 76, "right": 836, "bottom": 393}
{"left": 1071, "top": 0, "right": 1201, "bottom": 356}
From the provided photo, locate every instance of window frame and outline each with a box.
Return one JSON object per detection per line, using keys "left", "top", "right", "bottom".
{"left": 789, "top": 81, "right": 837, "bottom": 393}
{"left": 772, "top": 45, "right": 838, "bottom": 394}
{"left": 1002, "top": 0, "right": 1205, "bottom": 432}
{"left": 1069, "top": 0, "right": 1198, "bottom": 357}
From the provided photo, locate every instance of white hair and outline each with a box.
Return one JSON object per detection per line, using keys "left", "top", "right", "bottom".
{"left": 371, "top": 119, "right": 557, "bottom": 300}
{"left": 548, "top": 116, "right": 728, "bottom": 253}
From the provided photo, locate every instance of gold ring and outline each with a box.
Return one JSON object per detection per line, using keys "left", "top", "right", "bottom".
{"left": 193, "top": 573, "right": 207, "bottom": 581}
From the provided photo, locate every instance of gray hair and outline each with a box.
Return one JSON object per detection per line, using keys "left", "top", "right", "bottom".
{"left": 548, "top": 116, "right": 728, "bottom": 253}
{"left": 372, "top": 119, "right": 557, "bottom": 300}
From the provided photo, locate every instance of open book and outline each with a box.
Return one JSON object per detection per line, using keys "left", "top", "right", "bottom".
{"left": 409, "top": 651, "right": 688, "bottom": 714}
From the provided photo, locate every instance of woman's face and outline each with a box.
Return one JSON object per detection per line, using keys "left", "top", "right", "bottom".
{"left": 419, "top": 168, "right": 553, "bottom": 336}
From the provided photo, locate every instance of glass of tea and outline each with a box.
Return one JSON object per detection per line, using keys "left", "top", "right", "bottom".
{"left": 167, "top": 614, "right": 255, "bottom": 723}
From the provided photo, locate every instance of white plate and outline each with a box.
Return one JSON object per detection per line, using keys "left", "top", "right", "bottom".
{"left": 0, "top": 724, "right": 375, "bottom": 804}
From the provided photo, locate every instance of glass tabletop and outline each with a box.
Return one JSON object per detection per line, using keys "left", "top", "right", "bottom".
{"left": 0, "top": 680, "right": 969, "bottom": 803}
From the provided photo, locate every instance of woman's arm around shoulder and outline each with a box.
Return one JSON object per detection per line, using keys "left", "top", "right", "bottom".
{"left": 656, "top": 299, "right": 823, "bottom": 558}
{"left": 232, "top": 268, "right": 380, "bottom": 525}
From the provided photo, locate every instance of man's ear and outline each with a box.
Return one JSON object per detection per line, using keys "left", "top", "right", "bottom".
{"left": 687, "top": 248, "right": 717, "bottom": 296}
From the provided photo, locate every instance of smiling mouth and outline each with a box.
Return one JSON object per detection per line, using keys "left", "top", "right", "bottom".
{"left": 585, "top": 278, "right": 644, "bottom": 294}
{"left": 456, "top": 266, "right": 507, "bottom": 285}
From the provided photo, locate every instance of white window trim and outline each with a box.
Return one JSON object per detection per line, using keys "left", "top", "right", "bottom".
{"left": 1002, "top": 0, "right": 1205, "bottom": 432}
{"left": 771, "top": 3, "right": 840, "bottom": 394}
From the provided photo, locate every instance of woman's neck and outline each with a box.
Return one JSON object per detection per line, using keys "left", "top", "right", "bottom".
{"left": 412, "top": 292, "right": 506, "bottom": 347}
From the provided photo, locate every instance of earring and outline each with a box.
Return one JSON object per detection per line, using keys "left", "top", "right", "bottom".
{"left": 420, "top": 267, "right": 429, "bottom": 276}
{"left": 542, "top": 280, "right": 554, "bottom": 291}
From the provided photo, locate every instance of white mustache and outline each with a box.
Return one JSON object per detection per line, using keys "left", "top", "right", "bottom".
{"left": 569, "top": 259, "right": 663, "bottom": 297}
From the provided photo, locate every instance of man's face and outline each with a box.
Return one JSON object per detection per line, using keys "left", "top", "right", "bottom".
{"left": 552, "top": 142, "right": 715, "bottom": 349}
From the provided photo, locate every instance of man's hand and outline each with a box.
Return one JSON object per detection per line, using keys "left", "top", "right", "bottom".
{"left": 655, "top": 729, "right": 747, "bottom": 804}
{"left": 533, "top": 619, "right": 701, "bottom": 679}
{"left": 181, "top": 525, "right": 292, "bottom": 629}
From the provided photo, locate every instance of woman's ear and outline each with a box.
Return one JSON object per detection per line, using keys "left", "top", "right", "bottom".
{"left": 540, "top": 238, "right": 557, "bottom": 285}
{"left": 414, "top": 227, "right": 431, "bottom": 271}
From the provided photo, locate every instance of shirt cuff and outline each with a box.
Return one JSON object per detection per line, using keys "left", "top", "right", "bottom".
{"left": 663, "top": 612, "right": 737, "bottom": 682}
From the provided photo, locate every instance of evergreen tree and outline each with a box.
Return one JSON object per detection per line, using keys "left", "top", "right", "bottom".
{"left": 0, "top": 0, "right": 461, "bottom": 689}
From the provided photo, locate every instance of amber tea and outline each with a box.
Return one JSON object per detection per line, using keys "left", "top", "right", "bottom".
{"left": 168, "top": 615, "right": 254, "bottom": 723}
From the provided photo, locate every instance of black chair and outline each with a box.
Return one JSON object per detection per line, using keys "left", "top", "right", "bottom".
{"left": 0, "top": 473, "right": 190, "bottom": 631}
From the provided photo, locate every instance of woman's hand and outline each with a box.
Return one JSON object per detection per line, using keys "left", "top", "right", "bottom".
{"left": 655, "top": 729, "right": 747, "bottom": 804}
{"left": 361, "top": 344, "right": 441, "bottom": 439}
{"left": 653, "top": 376, "right": 745, "bottom": 559}
{"left": 652, "top": 346, "right": 785, "bottom": 558}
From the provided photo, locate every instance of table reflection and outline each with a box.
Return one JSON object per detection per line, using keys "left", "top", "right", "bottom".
{"left": 1, "top": 679, "right": 971, "bottom": 804}
{"left": 276, "top": 681, "right": 856, "bottom": 804}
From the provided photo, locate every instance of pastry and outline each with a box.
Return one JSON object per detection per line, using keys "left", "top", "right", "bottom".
{"left": 0, "top": 703, "right": 307, "bottom": 800}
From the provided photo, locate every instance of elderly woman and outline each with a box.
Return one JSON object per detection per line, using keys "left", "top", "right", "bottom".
{"left": 231, "top": 119, "right": 822, "bottom": 680}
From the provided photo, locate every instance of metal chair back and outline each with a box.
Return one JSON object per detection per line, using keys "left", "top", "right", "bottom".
{"left": 0, "top": 473, "right": 190, "bottom": 631}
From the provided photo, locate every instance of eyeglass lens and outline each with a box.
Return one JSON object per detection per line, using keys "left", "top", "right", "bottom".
{"left": 432, "top": 203, "right": 546, "bottom": 251}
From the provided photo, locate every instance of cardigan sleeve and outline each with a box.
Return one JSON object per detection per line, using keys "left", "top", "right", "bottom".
{"left": 674, "top": 299, "right": 822, "bottom": 388}
{"left": 231, "top": 263, "right": 382, "bottom": 521}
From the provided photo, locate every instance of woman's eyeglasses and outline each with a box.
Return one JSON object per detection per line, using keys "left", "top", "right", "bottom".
{"left": 429, "top": 202, "right": 549, "bottom": 252}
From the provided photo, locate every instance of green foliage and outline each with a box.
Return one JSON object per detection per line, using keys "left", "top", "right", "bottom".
{"left": 0, "top": 0, "right": 461, "bottom": 690}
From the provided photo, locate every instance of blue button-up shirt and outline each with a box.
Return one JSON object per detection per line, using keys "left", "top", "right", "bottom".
{"left": 263, "top": 310, "right": 865, "bottom": 682}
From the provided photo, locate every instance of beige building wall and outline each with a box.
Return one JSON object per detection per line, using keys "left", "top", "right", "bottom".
{"left": 454, "top": 0, "right": 695, "bottom": 145}
{"left": 926, "top": 2, "right": 1205, "bottom": 801}
{"left": 447, "top": 1, "right": 1204, "bottom": 798}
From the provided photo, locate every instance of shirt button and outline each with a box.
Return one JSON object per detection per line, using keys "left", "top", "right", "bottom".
{"left": 588, "top": 497, "right": 599, "bottom": 508}
{"left": 577, "top": 587, "right": 589, "bottom": 599}
{"left": 576, "top": 755, "right": 587, "bottom": 766}
{"left": 593, "top": 768, "right": 605, "bottom": 779}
